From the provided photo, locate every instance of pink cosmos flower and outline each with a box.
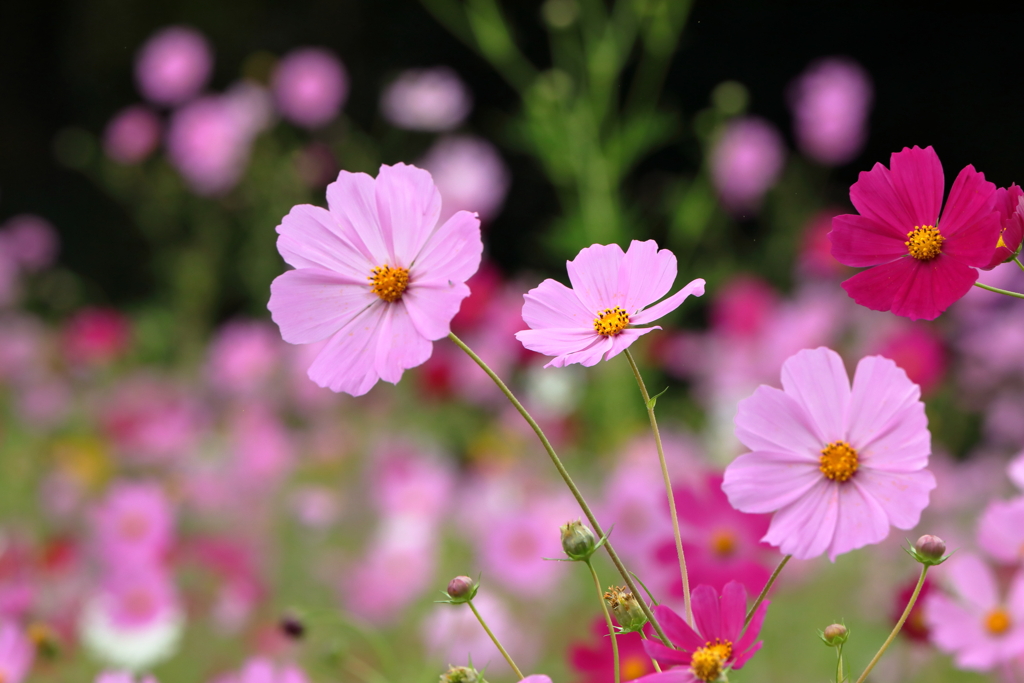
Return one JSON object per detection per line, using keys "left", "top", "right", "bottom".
{"left": 982, "top": 184, "right": 1024, "bottom": 270}
{"left": 205, "top": 320, "right": 282, "bottom": 396}
{"left": 99, "top": 568, "right": 179, "bottom": 629}
{"left": 93, "top": 482, "right": 174, "bottom": 566}
{"left": 103, "top": 106, "right": 162, "bottom": 165}
{"left": 268, "top": 163, "right": 483, "bottom": 396}
{"left": 96, "top": 672, "right": 158, "bottom": 683}
{"left": 420, "top": 135, "right": 510, "bottom": 224}
{"left": 638, "top": 582, "right": 767, "bottom": 683}
{"left": 134, "top": 26, "right": 213, "bottom": 106}
{"left": 515, "top": 240, "right": 705, "bottom": 368}
{"left": 0, "top": 621, "right": 33, "bottom": 683}
{"left": 977, "top": 497, "right": 1024, "bottom": 565}
{"left": 570, "top": 618, "right": 657, "bottom": 682}
{"left": 830, "top": 145, "right": 1001, "bottom": 320}
{"left": 100, "top": 376, "right": 204, "bottom": 463}
{"left": 222, "top": 658, "right": 308, "bottom": 683}
{"left": 787, "top": 58, "right": 873, "bottom": 166}
{"left": 271, "top": 48, "right": 348, "bottom": 129}
{"left": 380, "top": 67, "right": 472, "bottom": 131}
{"left": 62, "top": 307, "right": 132, "bottom": 367}
{"left": 722, "top": 347, "right": 936, "bottom": 561}
{"left": 422, "top": 592, "right": 537, "bottom": 670}
{"left": 924, "top": 553, "right": 1024, "bottom": 670}
{"left": 0, "top": 214, "right": 59, "bottom": 272}
{"left": 709, "top": 117, "right": 786, "bottom": 215}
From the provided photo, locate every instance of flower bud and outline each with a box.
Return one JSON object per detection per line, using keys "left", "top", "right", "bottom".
{"left": 279, "top": 614, "right": 305, "bottom": 640}
{"left": 440, "top": 665, "right": 486, "bottom": 683}
{"left": 604, "top": 586, "right": 648, "bottom": 632}
{"left": 446, "top": 575, "right": 478, "bottom": 602}
{"left": 820, "top": 623, "right": 849, "bottom": 646}
{"left": 560, "top": 519, "right": 597, "bottom": 561}
{"left": 907, "top": 534, "right": 950, "bottom": 566}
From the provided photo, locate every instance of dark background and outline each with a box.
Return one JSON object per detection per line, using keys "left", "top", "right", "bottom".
{"left": 1, "top": 0, "right": 1020, "bottom": 307}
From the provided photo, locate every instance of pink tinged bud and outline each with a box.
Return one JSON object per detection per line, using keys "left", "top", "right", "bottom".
{"left": 103, "top": 106, "right": 162, "bottom": 164}
{"left": 821, "top": 623, "right": 849, "bottom": 646}
{"left": 914, "top": 535, "right": 947, "bottom": 563}
{"left": 272, "top": 48, "right": 348, "bottom": 129}
{"left": 134, "top": 26, "right": 213, "bottom": 106}
{"left": 446, "top": 575, "right": 476, "bottom": 600}
{"left": 709, "top": 116, "right": 786, "bottom": 216}
{"left": 788, "top": 58, "right": 873, "bottom": 166}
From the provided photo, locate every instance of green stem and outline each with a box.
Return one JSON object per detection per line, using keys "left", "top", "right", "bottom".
{"left": 588, "top": 561, "right": 619, "bottom": 683}
{"left": 622, "top": 348, "right": 692, "bottom": 626}
{"left": 745, "top": 554, "right": 790, "bottom": 626}
{"left": 1014, "top": 256, "right": 1024, "bottom": 274}
{"left": 638, "top": 631, "right": 662, "bottom": 672}
{"left": 974, "top": 282, "right": 1024, "bottom": 299}
{"left": 853, "top": 566, "right": 929, "bottom": 683}
{"left": 468, "top": 599, "right": 524, "bottom": 679}
{"left": 448, "top": 332, "right": 671, "bottom": 646}
{"left": 836, "top": 643, "right": 844, "bottom": 683}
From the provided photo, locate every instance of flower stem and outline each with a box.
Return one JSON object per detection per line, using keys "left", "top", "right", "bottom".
{"left": 1014, "top": 256, "right": 1024, "bottom": 274}
{"left": 587, "top": 561, "right": 620, "bottom": 683}
{"left": 745, "top": 554, "right": 790, "bottom": 626}
{"left": 467, "top": 599, "right": 524, "bottom": 680}
{"left": 638, "top": 631, "right": 662, "bottom": 672}
{"left": 836, "top": 643, "right": 844, "bottom": 683}
{"left": 448, "top": 332, "right": 672, "bottom": 646}
{"left": 853, "top": 566, "right": 929, "bottom": 683}
{"left": 974, "top": 282, "right": 1024, "bottom": 299}
{"left": 622, "top": 348, "right": 693, "bottom": 626}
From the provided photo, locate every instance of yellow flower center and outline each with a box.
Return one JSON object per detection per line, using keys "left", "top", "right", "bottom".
{"left": 820, "top": 441, "right": 859, "bottom": 482}
{"left": 986, "top": 608, "right": 1012, "bottom": 635}
{"left": 690, "top": 640, "right": 733, "bottom": 682}
{"left": 905, "top": 225, "right": 945, "bottom": 261}
{"left": 620, "top": 654, "right": 649, "bottom": 680}
{"left": 710, "top": 529, "right": 737, "bottom": 557}
{"left": 369, "top": 265, "right": 410, "bottom": 303}
{"left": 593, "top": 306, "right": 629, "bottom": 336}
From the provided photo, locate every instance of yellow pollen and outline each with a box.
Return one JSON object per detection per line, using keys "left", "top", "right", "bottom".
{"left": 593, "top": 307, "right": 629, "bottom": 336}
{"left": 620, "top": 654, "right": 649, "bottom": 680}
{"left": 690, "top": 640, "right": 732, "bottom": 682}
{"left": 905, "top": 225, "right": 945, "bottom": 261}
{"left": 711, "top": 529, "right": 737, "bottom": 557}
{"left": 986, "top": 608, "right": 1012, "bottom": 635}
{"left": 820, "top": 441, "right": 859, "bottom": 482}
{"left": 368, "top": 265, "right": 410, "bottom": 303}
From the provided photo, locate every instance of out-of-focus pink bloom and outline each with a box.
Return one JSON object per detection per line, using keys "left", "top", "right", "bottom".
{"left": 101, "top": 377, "right": 204, "bottom": 463}
{"left": 570, "top": 618, "right": 657, "bottom": 682}
{"left": 710, "top": 276, "right": 779, "bottom": 339}
{"left": 220, "top": 658, "right": 308, "bottom": 683}
{"left": 62, "top": 308, "right": 131, "bottom": 366}
{"left": 205, "top": 320, "right": 281, "bottom": 395}
{"left": 100, "top": 568, "right": 178, "bottom": 629}
{"left": 870, "top": 324, "right": 946, "bottom": 394}
{"left": 134, "top": 26, "right": 213, "bottom": 106}
{"left": 268, "top": 164, "right": 483, "bottom": 396}
{"left": 788, "top": 58, "right": 873, "bottom": 166}
{"left": 370, "top": 441, "right": 454, "bottom": 520}
{"left": 709, "top": 117, "right": 786, "bottom": 215}
{"left": 477, "top": 500, "right": 568, "bottom": 597}
{"left": 640, "top": 582, "right": 767, "bottom": 681}
{"left": 381, "top": 67, "right": 472, "bottom": 131}
{"left": 0, "top": 253, "right": 17, "bottom": 307}
{"left": 422, "top": 592, "right": 536, "bottom": 670}
{"left": 723, "top": 347, "right": 935, "bottom": 561}
{"left": 0, "top": 315, "right": 45, "bottom": 383}
{"left": 0, "top": 621, "right": 34, "bottom": 683}
{"left": 1010, "top": 452, "right": 1024, "bottom": 491}
{"left": 0, "top": 214, "right": 59, "bottom": 272}
{"left": 983, "top": 185, "right": 1024, "bottom": 269}
{"left": 798, "top": 209, "right": 849, "bottom": 278}
{"left": 103, "top": 106, "right": 162, "bottom": 164}
{"left": 283, "top": 340, "right": 339, "bottom": 410}
{"left": 420, "top": 135, "right": 510, "bottom": 224}
{"left": 227, "top": 406, "right": 295, "bottom": 491}
{"left": 271, "top": 48, "right": 348, "bottom": 128}
{"left": 289, "top": 486, "right": 340, "bottom": 529}
{"left": 17, "top": 378, "right": 71, "bottom": 429}
{"left": 95, "top": 672, "right": 158, "bottom": 683}
{"left": 984, "top": 391, "right": 1024, "bottom": 447}
{"left": 93, "top": 483, "right": 174, "bottom": 565}
{"left": 925, "top": 553, "right": 1024, "bottom": 670}
{"left": 978, "top": 497, "right": 1024, "bottom": 565}
{"left": 830, "top": 146, "right": 1000, "bottom": 320}
{"left": 517, "top": 240, "right": 705, "bottom": 368}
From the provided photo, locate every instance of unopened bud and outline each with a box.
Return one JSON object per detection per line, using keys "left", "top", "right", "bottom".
{"left": 604, "top": 586, "right": 647, "bottom": 632}
{"left": 279, "top": 614, "right": 305, "bottom": 640}
{"left": 440, "top": 665, "right": 486, "bottom": 683}
{"left": 560, "top": 520, "right": 597, "bottom": 561}
{"left": 914, "top": 535, "right": 947, "bottom": 563}
{"left": 821, "top": 623, "right": 849, "bottom": 646}
{"left": 446, "top": 575, "right": 478, "bottom": 602}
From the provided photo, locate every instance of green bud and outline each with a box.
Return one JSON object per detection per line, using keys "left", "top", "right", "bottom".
{"left": 560, "top": 520, "right": 597, "bottom": 561}
{"left": 604, "top": 586, "right": 648, "bottom": 632}
{"left": 440, "top": 665, "right": 487, "bottom": 683}
{"left": 907, "top": 534, "right": 951, "bottom": 566}
{"left": 820, "top": 623, "right": 849, "bottom": 647}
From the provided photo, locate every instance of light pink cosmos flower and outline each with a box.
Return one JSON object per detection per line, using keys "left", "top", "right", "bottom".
{"left": 381, "top": 67, "right": 472, "bottom": 131}
{"left": 0, "top": 621, "right": 33, "bottom": 683}
{"left": 420, "top": 135, "right": 510, "bottom": 224}
{"left": 166, "top": 96, "right": 252, "bottom": 195}
{"left": 205, "top": 320, "right": 282, "bottom": 396}
{"left": 977, "top": 497, "right": 1024, "bottom": 565}
{"left": 709, "top": 117, "right": 786, "bottom": 215}
{"left": 221, "top": 658, "right": 308, "bottom": 683}
{"left": 271, "top": 48, "right": 348, "bottom": 129}
{"left": 925, "top": 553, "right": 1024, "bottom": 671}
{"left": 134, "top": 26, "right": 213, "bottom": 106}
{"left": 268, "top": 163, "right": 483, "bottom": 396}
{"left": 516, "top": 240, "right": 705, "bottom": 368}
{"left": 722, "top": 347, "right": 935, "bottom": 561}
{"left": 96, "top": 672, "right": 158, "bottom": 683}
{"left": 0, "top": 214, "right": 59, "bottom": 272}
{"left": 787, "top": 58, "right": 873, "bottom": 166}
{"left": 93, "top": 482, "right": 175, "bottom": 566}
{"left": 104, "top": 106, "right": 162, "bottom": 165}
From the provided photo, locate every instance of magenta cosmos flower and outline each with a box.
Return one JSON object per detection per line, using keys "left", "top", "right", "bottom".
{"left": 830, "top": 145, "right": 1001, "bottom": 320}
{"left": 515, "top": 241, "right": 704, "bottom": 368}
{"left": 722, "top": 347, "right": 935, "bottom": 561}
{"left": 982, "top": 183, "right": 1024, "bottom": 270}
{"left": 638, "top": 582, "right": 767, "bottom": 683}
{"left": 268, "top": 163, "right": 483, "bottom": 396}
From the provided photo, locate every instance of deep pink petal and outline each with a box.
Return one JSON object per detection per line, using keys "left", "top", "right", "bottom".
{"left": 522, "top": 279, "right": 596, "bottom": 330}
{"left": 730, "top": 638, "right": 763, "bottom": 670}
{"left": 840, "top": 258, "right": 915, "bottom": 315}
{"left": 779, "top": 347, "right": 851, "bottom": 444}
{"left": 734, "top": 386, "right": 822, "bottom": 457}
{"left": 409, "top": 210, "right": 483, "bottom": 284}
{"left": 653, "top": 604, "right": 704, "bottom": 651}
{"left": 944, "top": 211, "right": 1001, "bottom": 268}
{"left": 373, "top": 303, "right": 433, "bottom": 384}
{"left": 325, "top": 170, "right": 390, "bottom": 266}
{"left": 733, "top": 598, "right": 769, "bottom": 658}
{"left": 722, "top": 451, "right": 822, "bottom": 514}
{"left": 630, "top": 279, "right": 706, "bottom": 325}
{"left": 515, "top": 328, "right": 601, "bottom": 361}
{"left": 691, "top": 585, "right": 722, "bottom": 641}
{"left": 307, "top": 304, "right": 387, "bottom": 395}
{"left": 566, "top": 243, "right": 626, "bottom": 312}
{"left": 374, "top": 163, "right": 442, "bottom": 265}
{"left": 889, "top": 146, "right": 943, "bottom": 228}
{"left": 621, "top": 240, "right": 677, "bottom": 313}
{"left": 938, "top": 164, "right": 997, "bottom": 239}
{"left": 276, "top": 204, "right": 372, "bottom": 277}
{"left": 889, "top": 255, "right": 979, "bottom": 320}
{"left": 826, "top": 479, "right": 891, "bottom": 561}
{"left": 849, "top": 162, "right": 916, "bottom": 233}
{"left": 641, "top": 640, "right": 692, "bottom": 667}
{"left": 632, "top": 668, "right": 696, "bottom": 683}
{"left": 854, "top": 468, "right": 934, "bottom": 529}
{"left": 402, "top": 280, "right": 471, "bottom": 340}
{"left": 762, "top": 479, "right": 838, "bottom": 560}
{"left": 829, "top": 213, "right": 909, "bottom": 267}
{"left": 268, "top": 269, "right": 376, "bottom": 344}
{"left": 719, "top": 582, "right": 747, "bottom": 643}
